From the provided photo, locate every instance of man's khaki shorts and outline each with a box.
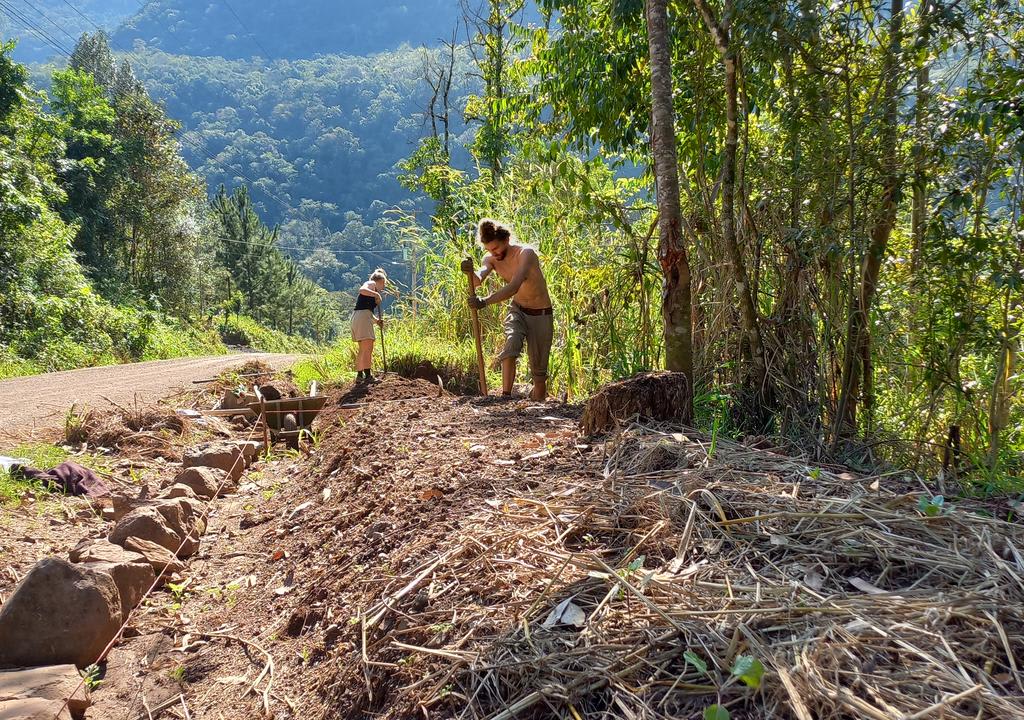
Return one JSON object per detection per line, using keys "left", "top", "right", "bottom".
{"left": 497, "top": 303, "right": 554, "bottom": 380}
{"left": 351, "top": 309, "right": 375, "bottom": 341}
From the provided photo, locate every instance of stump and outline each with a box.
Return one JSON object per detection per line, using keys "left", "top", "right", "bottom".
{"left": 581, "top": 372, "right": 691, "bottom": 435}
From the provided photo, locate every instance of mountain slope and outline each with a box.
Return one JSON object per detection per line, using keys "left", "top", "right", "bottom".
{"left": 114, "top": 0, "right": 463, "bottom": 60}
{"left": 0, "top": 0, "right": 137, "bottom": 61}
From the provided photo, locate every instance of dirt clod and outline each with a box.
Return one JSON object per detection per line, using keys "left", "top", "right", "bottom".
{"left": 580, "top": 371, "right": 692, "bottom": 434}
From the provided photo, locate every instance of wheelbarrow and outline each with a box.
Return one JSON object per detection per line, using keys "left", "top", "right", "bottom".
{"left": 250, "top": 383, "right": 327, "bottom": 449}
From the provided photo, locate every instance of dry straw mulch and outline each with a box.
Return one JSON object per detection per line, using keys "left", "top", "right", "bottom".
{"left": 354, "top": 423, "right": 1024, "bottom": 719}
{"left": 64, "top": 398, "right": 193, "bottom": 458}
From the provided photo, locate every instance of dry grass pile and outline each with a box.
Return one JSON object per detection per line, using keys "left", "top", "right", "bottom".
{"left": 581, "top": 372, "right": 692, "bottom": 435}
{"left": 65, "top": 400, "right": 193, "bottom": 457}
{"left": 327, "top": 423, "right": 1024, "bottom": 719}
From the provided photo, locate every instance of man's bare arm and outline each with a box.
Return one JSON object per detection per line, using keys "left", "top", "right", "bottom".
{"left": 483, "top": 249, "right": 535, "bottom": 305}
{"left": 470, "top": 256, "right": 494, "bottom": 289}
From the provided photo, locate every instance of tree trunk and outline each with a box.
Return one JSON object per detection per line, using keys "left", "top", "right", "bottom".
{"left": 910, "top": 2, "right": 932, "bottom": 274}
{"left": 645, "top": 0, "right": 694, "bottom": 424}
{"left": 833, "top": 0, "right": 905, "bottom": 446}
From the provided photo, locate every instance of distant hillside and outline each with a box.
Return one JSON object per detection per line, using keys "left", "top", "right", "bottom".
{"left": 0, "top": 0, "right": 137, "bottom": 61}
{"left": 114, "top": 0, "right": 464, "bottom": 59}
{"left": 126, "top": 47, "right": 473, "bottom": 225}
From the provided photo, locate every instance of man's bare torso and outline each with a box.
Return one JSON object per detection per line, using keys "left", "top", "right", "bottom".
{"left": 487, "top": 244, "right": 552, "bottom": 309}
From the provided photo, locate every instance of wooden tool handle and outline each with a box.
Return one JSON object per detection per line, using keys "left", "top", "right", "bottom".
{"left": 464, "top": 258, "right": 488, "bottom": 396}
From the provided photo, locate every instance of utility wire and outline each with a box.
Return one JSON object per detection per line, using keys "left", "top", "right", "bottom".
{"left": 8, "top": 3, "right": 409, "bottom": 274}
{"left": 217, "top": 235, "right": 406, "bottom": 267}
{"left": 0, "top": 0, "right": 73, "bottom": 57}
{"left": 219, "top": 0, "right": 273, "bottom": 58}
{"left": 16, "top": 0, "right": 79, "bottom": 47}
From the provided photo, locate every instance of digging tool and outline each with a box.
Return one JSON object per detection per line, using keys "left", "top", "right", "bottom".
{"left": 463, "top": 256, "right": 488, "bottom": 396}
{"left": 377, "top": 303, "right": 389, "bottom": 374}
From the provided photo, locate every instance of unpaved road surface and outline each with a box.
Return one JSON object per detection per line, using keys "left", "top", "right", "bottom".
{"left": 0, "top": 353, "right": 301, "bottom": 441}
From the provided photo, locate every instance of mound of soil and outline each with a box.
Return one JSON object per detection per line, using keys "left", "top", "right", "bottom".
{"left": 581, "top": 371, "right": 691, "bottom": 434}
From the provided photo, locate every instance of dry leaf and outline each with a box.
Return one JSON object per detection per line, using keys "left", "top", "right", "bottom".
{"left": 803, "top": 569, "right": 825, "bottom": 591}
{"left": 216, "top": 675, "right": 249, "bottom": 685}
{"left": 522, "top": 450, "right": 552, "bottom": 461}
{"left": 848, "top": 577, "right": 887, "bottom": 595}
{"left": 542, "top": 596, "right": 587, "bottom": 629}
{"left": 420, "top": 488, "right": 444, "bottom": 501}
{"left": 271, "top": 549, "right": 286, "bottom": 562}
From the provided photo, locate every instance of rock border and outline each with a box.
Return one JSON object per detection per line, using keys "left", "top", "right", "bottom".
{"left": 0, "top": 439, "right": 263, "bottom": 717}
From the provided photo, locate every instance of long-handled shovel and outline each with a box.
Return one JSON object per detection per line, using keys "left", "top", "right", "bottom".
{"left": 463, "top": 256, "right": 488, "bottom": 396}
{"left": 377, "top": 303, "right": 389, "bottom": 374}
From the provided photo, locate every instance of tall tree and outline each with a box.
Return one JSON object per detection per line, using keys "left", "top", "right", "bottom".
{"left": 833, "top": 0, "right": 907, "bottom": 444}
{"left": 644, "top": 0, "right": 694, "bottom": 421}
{"left": 692, "top": 0, "right": 768, "bottom": 402}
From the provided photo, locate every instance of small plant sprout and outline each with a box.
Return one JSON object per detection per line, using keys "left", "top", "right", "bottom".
{"left": 683, "top": 650, "right": 709, "bottom": 676}
{"left": 730, "top": 655, "right": 765, "bottom": 689}
{"left": 82, "top": 664, "right": 102, "bottom": 691}
{"left": 918, "top": 494, "right": 949, "bottom": 517}
{"left": 704, "top": 705, "right": 730, "bottom": 720}
{"left": 169, "top": 665, "right": 186, "bottom": 684}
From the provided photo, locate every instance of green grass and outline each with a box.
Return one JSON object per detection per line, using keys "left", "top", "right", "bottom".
{"left": 292, "top": 343, "right": 356, "bottom": 390}
{"left": 0, "top": 442, "right": 111, "bottom": 505}
{"left": 218, "top": 316, "right": 319, "bottom": 355}
{"left": 0, "top": 443, "right": 71, "bottom": 505}
{"left": 294, "top": 318, "right": 499, "bottom": 394}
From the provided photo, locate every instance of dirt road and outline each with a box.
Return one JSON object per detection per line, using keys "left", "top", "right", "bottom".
{"left": 0, "top": 353, "right": 301, "bottom": 441}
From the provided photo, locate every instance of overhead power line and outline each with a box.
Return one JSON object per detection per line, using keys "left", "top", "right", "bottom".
{"left": 16, "top": 0, "right": 79, "bottom": 47}
{"left": 5, "top": 3, "right": 407, "bottom": 273}
{"left": 0, "top": 0, "right": 73, "bottom": 57}
{"left": 219, "top": 0, "right": 273, "bottom": 58}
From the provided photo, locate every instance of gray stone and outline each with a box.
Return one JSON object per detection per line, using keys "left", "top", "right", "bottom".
{"left": 152, "top": 498, "right": 206, "bottom": 556}
{"left": 157, "top": 483, "right": 198, "bottom": 500}
{"left": 0, "top": 665, "right": 90, "bottom": 716}
{"left": 121, "top": 538, "right": 185, "bottom": 578}
{"left": 0, "top": 698, "right": 72, "bottom": 719}
{"left": 68, "top": 539, "right": 146, "bottom": 567}
{"left": 164, "top": 467, "right": 222, "bottom": 500}
{"left": 81, "top": 559, "right": 155, "bottom": 619}
{"left": 0, "top": 559, "right": 121, "bottom": 669}
{"left": 182, "top": 443, "right": 245, "bottom": 482}
{"left": 108, "top": 506, "right": 182, "bottom": 556}
{"left": 234, "top": 441, "right": 262, "bottom": 465}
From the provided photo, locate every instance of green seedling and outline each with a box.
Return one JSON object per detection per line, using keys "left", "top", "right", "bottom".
{"left": 918, "top": 494, "right": 948, "bottom": 517}
{"left": 704, "top": 705, "right": 730, "bottom": 720}
{"left": 82, "top": 664, "right": 102, "bottom": 691}
{"left": 730, "top": 655, "right": 765, "bottom": 689}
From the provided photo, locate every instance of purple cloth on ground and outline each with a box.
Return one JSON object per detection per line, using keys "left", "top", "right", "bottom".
{"left": 16, "top": 461, "right": 111, "bottom": 498}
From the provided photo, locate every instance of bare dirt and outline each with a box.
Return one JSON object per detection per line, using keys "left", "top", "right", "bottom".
{"left": 0, "top": 353, "right": 301, "bottom": 441}
{"left": 3, "top": 371, "right": 1021, "bottom": 720}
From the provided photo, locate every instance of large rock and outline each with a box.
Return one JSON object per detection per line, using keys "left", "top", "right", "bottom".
{"left": 0, "top": 559, "right": 121, "bottom": 669}
{"left": 152, "top": 498, "right": 206, "bottom": 555}
{"left": 121, "top": 538, "right": 185, "bottom": 578}
{"left": 81, "top": 559, "right": 155, "bottom": 619}
{"left": 183, "top": 443, "right": 245, "bottom": 482}
{"left": 108, "top": 506, "right": 182, "bottom": 557}
{"left": 0, "top": 665, "right": 90, "bottom": 716}
{"left": 234, "top": 441, "right": 262, "bottom": 466}
{"left": 111, "top": 495, "right": 150, "bottom": 523}
{"left": 158, "top": 483, "right": 199, "bottom": 500}
{"left": 68, "top": 539, "right": 146, "bottom": 567}
{"left": 0, "top": 698, "right": 72, "bottom": 719}
{"left": 163, "top": 467, "right": 222, "bottom": 500}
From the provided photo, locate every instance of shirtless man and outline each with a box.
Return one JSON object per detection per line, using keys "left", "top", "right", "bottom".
{"left": 461, "top": 218, "right": 553, "bottom": 401}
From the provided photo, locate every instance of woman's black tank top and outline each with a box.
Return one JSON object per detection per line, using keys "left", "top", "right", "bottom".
{"left": 354, "top": 292, "right": 378, "bottom": 311}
